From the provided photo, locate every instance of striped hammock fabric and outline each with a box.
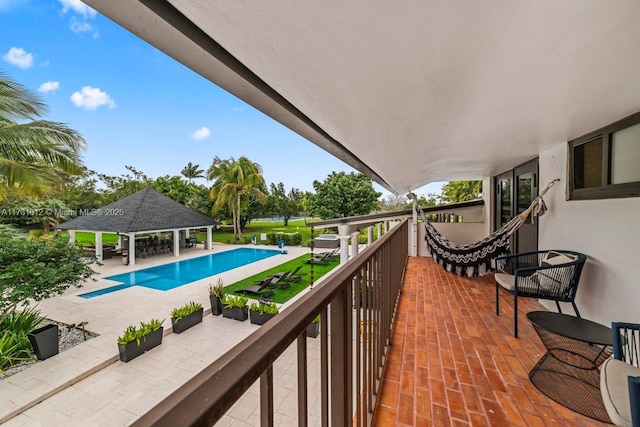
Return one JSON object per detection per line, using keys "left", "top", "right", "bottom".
{"left": 411, "top": 179, "right": 558, "bottom": 277}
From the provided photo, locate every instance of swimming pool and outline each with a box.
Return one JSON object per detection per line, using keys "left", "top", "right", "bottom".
{"left": 79, "top": 248, "right": 280, "bottom": 298}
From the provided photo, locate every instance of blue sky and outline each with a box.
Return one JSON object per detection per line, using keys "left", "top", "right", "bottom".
{"left": 1, "top": 0, "right": 444, "bottom": 197}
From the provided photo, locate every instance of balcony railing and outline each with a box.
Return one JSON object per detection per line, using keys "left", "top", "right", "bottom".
{"left": 132, "top": 219, "right": 409, "bottom": 426}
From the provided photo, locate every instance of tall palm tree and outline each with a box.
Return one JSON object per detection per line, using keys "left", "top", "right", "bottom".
{"left": 181, "top": 162, "right": 205, "bottom": 183}
{"left": 207, "top": 156, "right": 267, "bottom": 241}
{"left": 0, "top": 71, "right": 85, "bottom": 199}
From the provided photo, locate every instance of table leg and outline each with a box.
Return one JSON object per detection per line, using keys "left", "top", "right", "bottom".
{"left": 529, "top": 351, "right": 612, "bottom": 423}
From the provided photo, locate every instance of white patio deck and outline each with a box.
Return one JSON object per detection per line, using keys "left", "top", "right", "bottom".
{"left": 0, "top": 243, "right": 323, "bottom": 426}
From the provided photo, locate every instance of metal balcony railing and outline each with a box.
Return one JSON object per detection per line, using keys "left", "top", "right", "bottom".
{"left": 132, "top": 220, "right": 409, "bottom": 426}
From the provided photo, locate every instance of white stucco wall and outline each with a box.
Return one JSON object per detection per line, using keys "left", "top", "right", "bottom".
{"left": 538, "top": 142, "right": 640, "bottom": 325}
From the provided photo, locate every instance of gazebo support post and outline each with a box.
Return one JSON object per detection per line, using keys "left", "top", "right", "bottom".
{"left": 68, "top": 230, "right": 76, "bottom": 244}
{"left": 206, "top": 226, "right": 213, "bottom": 250}
{"left": 95, "top": 232, "right": 103, "bottom": 262}
{"left": 173, "top": 230, "right": 180, "bottom": 257}
{"left": 128, "top": 232, "right": 136, "bottom": 266}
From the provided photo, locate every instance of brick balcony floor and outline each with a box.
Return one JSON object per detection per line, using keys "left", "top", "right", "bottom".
{"left": 373, "top": 256, "right": 609, "bottom": 426}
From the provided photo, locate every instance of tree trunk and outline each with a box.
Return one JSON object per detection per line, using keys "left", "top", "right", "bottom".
{"left": 236, "top": 193, "right": 242, "bottom": 241}
{"left": 231, "top": 209, "right": 237, "bottom": 240}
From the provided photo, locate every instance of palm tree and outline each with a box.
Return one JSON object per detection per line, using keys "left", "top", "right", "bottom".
{"left": 181, "top": 162, "right": 204, "bottom": 183}
{"left": 207, "top": 156, "right": 267, "bottom": 241}
{"left": 0, "top": 71, "right": 85, "bottom": 199}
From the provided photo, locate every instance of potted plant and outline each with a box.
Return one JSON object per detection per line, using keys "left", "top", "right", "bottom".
{"left": 222, "top": 294, "right": 249, "bottom": 321}
{"left": 170, "top": 301, "right": 203, "bottom": 334}
{"left": 117, "top": 319, "right": 164, "bottom": 362}
{"left": 27, "top": 323, "right": 59, "bottom": 360}
{"left": 307, "top": 314, "right": 320, "bottom": 338}
{"left": 249, "top": 301, "right": 279, "bottom": 325}
{"left": 208, "top": 278, "right": 225, "bottom": 316}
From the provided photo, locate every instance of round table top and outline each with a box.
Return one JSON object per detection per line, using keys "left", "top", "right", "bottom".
{"left": 526, "top": 311, "right": 612, "bottom": 346}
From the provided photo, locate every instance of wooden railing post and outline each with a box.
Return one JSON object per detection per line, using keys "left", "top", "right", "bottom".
{"left": 330, "top": 283, "right": 353, "bottom": 425}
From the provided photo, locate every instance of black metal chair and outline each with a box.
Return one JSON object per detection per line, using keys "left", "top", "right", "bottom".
{"left": 494, "top": 250, "right": 587, "bottom": 338}
{"left": 601, "top": 322, "right": 640, "bottom": 427}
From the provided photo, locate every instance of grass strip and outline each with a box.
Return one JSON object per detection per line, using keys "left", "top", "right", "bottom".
{"left": 224, "top": 253, "right": 339, "bottom": 304}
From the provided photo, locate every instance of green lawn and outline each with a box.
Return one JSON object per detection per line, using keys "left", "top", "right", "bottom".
{"left": 61, "top": 218, "right": 328, "bottom": 246}
{"left": 194, "top": 219, "right": 321, "bottom": 245}
{"left": 224, "top": 253, "right": 339, "bottom": 304}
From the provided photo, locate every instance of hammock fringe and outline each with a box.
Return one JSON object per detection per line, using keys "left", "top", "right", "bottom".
{"left": 411, "top": 179, "right": 559, "bottom": 277}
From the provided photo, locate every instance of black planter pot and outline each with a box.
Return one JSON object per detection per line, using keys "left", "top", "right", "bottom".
{"left": 209, "top": 295, "right": 224, "bottom": 316}
{"left": 249, "top": 310, "right": 276, "bottom": 325}
{"left": 306, "top": 322, "right": 320, "bottom": 338}
{"left": 222, "top": 306, "right": 248, "bottom": 321}
{"left": 171, "top": 308, "right": 203, "bottom": 334}
{"left": 28, "top": 324, "right": 59, "bottom": 360}
{"left": 118, "top": 327, "right": 164, "bottom": 363}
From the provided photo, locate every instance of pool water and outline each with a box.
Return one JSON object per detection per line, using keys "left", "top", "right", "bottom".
{"left": 79, "top": 248, "right": 279, "bottom": 298}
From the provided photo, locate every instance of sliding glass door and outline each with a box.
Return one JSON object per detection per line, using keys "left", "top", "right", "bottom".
{"left": 494, "top": 158, "right": 539, "bottom": 254}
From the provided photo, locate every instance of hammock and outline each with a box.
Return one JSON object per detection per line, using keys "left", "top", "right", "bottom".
{"left": 410, "top": 179, "right": 559, "bottom": 277}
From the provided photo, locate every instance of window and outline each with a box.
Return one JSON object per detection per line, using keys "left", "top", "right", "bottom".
{"left": 569, "top": 112, "right": 640, "bottom": 200}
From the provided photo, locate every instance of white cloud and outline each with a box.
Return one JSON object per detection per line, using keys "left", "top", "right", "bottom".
{"left": 70, "top": 86, "right": 116, "bottom": 110}
{"left": 38, "top": 81, "right": 60, "bottom": 93}
{"left": 69, "top": 16, "right": 99, "bottom": 38}
{"left": 2, "top": 47, "right": 34, "bottom": 69}
{"left": 58, "top": 0, "right": 96, "bottom": 18}
{"left": 189, "top": 127, "right": 211, "bottom": 140}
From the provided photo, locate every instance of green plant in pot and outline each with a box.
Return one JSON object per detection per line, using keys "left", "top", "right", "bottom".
{"left": 249, "top": 301, "right": 279, "bottom": 325}
{"left": 170, "top": 301, "right": 203, "bottom": 334}
{"left": 221, "top": 294, "right": 249, "bottom": 321}
{"left": 208, "top": 278, "right": 225, "bottom": 316}
{"left": 117, "top": 318, "right": 164, "bottom": 362}
{"left": 307, "top": 314, "right": 320, "bottom": 338}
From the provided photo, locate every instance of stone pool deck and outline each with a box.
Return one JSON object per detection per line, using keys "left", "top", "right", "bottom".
{"left": 0, "top": 244, "right": 322, "bottom": 426}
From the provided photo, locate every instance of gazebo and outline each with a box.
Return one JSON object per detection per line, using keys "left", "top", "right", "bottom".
{"left": 57, "top": 187, "right": 220, "bottom": 265}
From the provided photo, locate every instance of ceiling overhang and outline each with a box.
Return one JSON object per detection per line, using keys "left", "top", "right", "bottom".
{"left": 83, "top": 0, "right": 640, "bottom": 194}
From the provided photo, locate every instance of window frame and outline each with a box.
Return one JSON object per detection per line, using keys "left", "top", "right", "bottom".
{"left": 568, "top": 111, "right": 640, "bottom": 200}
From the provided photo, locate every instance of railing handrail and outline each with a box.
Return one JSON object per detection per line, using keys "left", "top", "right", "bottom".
{"left": 133, "top": 219, "right": 409, "bottom": 426}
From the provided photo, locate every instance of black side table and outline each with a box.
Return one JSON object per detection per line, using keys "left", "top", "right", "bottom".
{"left": 527, "top": 311, "right": 613, "bottom": 423}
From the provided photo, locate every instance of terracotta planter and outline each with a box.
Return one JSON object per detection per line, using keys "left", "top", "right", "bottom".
{"left": 28, "top": 324, "right": 59, "bottom": 360}
{"left": 118, "top": 327, "right": 164, "bottom": 363}
{"left": 222, "top": 306, "right": 248, "bottom": 321}
{"left": 171, "top": 308, "right": 203, "bottom": 334}
{"left": 209, "top": 295, "right": 224, "bottom": 316}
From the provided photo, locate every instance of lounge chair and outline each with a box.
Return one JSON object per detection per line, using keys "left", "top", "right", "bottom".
{"left": 239, "top": 277, "right": 274, "bottom": 298}
{"left": 304, "top": 250, "right": 336, "bottom": 265}
{"left": 272, "top": 266, "right": 303, "bottom": 283}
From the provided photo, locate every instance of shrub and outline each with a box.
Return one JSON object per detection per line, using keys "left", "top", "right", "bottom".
{"left": 222, "top": 294, "right": 248, "bottom": 309}
{"left": 117, "top": 319, "right": 163, "bottom": 345}
{"left": 0, "top": 306, "right": 44, "bottom": 358}
{"left": 0, "top": 330, "right": 34, "bottom": 372}
{"left": 266, "top": 232, "right": 302, "bottom": 246}
{"left": 0, "top": 237, "right": 96, "bottom": 320}
{"left": 208, "top": 278, "right": 225, "bottom": 297}
{"left": 170, "top": 302, "right": 203, "bottom": 321}
{"left": 249, "top": 302, "right": 279, "bottom": 315}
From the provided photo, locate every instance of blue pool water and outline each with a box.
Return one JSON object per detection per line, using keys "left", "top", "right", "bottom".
{"left": 79, "top": 248, "right": 279, "bottom": 298}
